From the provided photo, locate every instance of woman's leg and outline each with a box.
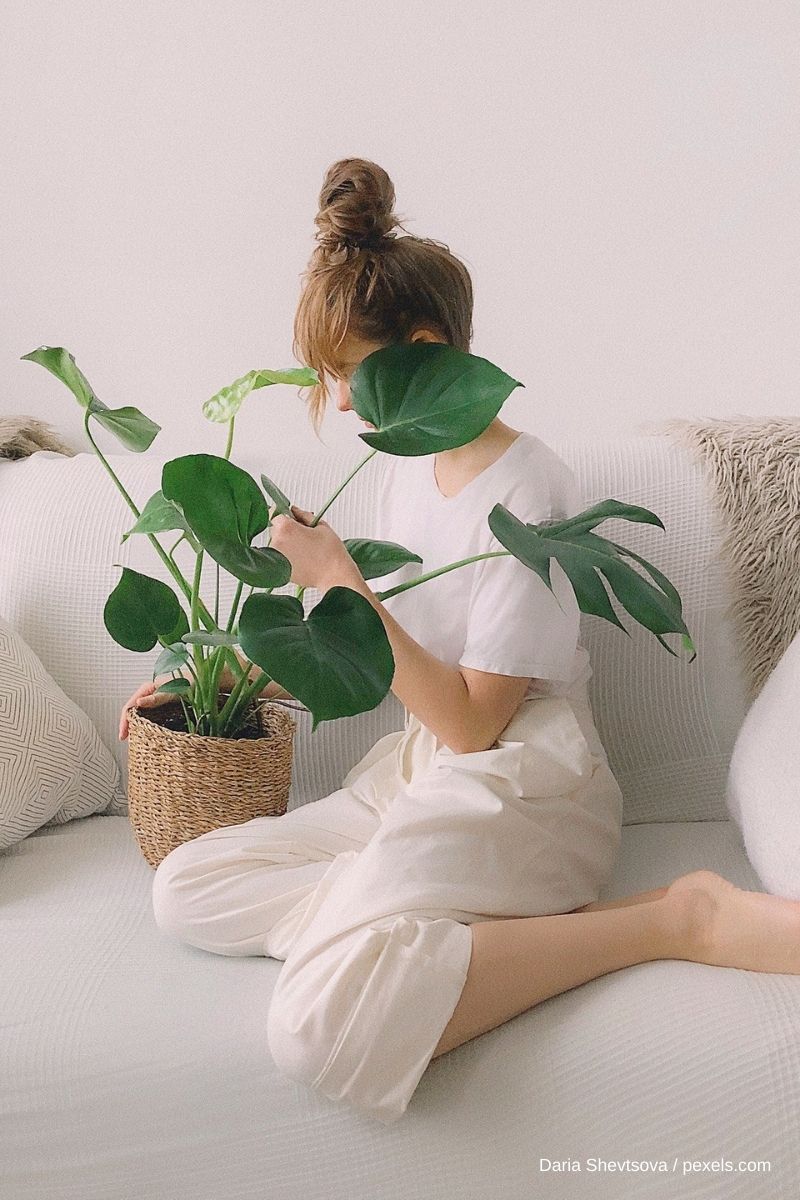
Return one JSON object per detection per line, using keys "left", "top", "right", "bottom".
{"left": 571, "top": 885, "right": 669, "bottom": 911}
{"left": 151, "top": 783, "right": 381, "bottom": 959}
{"left": 432, "top": 869, "right": 800, "bottom": 1058}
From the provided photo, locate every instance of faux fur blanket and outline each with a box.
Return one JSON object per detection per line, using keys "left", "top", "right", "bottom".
{"left": 0, "top": 415, "right": 75, "bottom": 460}
{"left": 652, "top": 416, "right": 800, "bottom": 704}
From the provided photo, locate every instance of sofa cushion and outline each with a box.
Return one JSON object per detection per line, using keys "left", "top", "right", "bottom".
{"left": 2, "top": 814, "right": 796, "bottom": 1196}
{"left": 0, "top": 437, "right": 750, "bottom": 824}
{"left": 0, "top": 613, "right": 125, "bottom": 849}
{"left": 726, "top": 629, "right": 800, "bottom": 898}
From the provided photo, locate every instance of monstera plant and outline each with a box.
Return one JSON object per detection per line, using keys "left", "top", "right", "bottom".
{"left": 21, "top": 342, "right": 696, "bottom": 740}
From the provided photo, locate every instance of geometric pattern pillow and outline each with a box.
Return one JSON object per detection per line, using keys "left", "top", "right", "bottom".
{"left": 0, "top": 613, "right": 125, "bottom": 850}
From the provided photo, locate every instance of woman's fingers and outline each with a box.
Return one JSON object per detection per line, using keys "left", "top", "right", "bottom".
{"left": 119, "top": 672, "right": 192, "bottom": 739}
{"left": 118, "top": 681, "right": 160, "bottom": 741}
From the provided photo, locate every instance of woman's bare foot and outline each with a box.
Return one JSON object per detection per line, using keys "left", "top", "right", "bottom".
{"left": 667, "top": 869, "right": 800, "bottom": 975}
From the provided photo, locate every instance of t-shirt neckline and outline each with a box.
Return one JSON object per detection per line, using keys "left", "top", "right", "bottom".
{"left": 429, "top": 430, "right": 529, "bottom": 503}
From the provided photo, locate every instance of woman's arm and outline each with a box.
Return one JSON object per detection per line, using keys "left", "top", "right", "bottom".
{"left": 318, "top": 567, "right": 519, "bottom": 755}
{"left": 263, "top": 504, "right": 526, "bottom": 749}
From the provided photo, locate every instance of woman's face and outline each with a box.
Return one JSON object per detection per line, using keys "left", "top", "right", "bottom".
{"left": 329, "top": 333, "right": 387, "bottom": 429}
{"left": 329, "top": 328, "right": 444, "bottom": 429}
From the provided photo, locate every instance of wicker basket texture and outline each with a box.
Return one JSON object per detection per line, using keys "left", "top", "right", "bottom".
{"left": 127, "top": 697, "right": 296, "bottom": 868}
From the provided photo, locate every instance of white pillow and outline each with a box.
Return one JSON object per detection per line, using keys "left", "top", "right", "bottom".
{"left": 726, "top": 630, "right": 800, "bottom": 898}
{"left": 0, "top": 613, "right": 125, "bottom": 850}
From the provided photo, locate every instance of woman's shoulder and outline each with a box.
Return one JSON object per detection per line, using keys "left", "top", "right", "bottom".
{"left": 504, "top": 432, "right": 583, "bottom": 520}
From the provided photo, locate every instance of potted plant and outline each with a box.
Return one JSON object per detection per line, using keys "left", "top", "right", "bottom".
{"left": 22, "top": 341, "right": 695, "bottom": 867}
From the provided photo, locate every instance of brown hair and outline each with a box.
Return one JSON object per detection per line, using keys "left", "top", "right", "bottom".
{"left": 293, "top": 158, "right": 474, "bottom": 440}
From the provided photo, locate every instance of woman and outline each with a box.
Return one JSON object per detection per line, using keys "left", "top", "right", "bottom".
{"left": 120, "top": 158, "right": 800, "bottom": 1125}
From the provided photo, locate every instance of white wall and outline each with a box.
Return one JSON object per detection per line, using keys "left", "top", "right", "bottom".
{"left": 3, "top": 0, "right": 798, "bottom": 466}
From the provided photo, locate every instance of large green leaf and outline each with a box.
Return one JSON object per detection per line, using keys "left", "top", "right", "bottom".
{"left": 104, "top": 567, "right": 189, "bottom": 651}
{"left": 203, "top": 366, "right": 319, "bottom": 422}
{"left": 161, "top": 454, "right": 291, "bottom": 587}
{"left": 348, "top": 342, "right": 524, "bottom": 455}
{"left": 21, "top": 345, "right": 98, "bottom": 407}
{"left": 238, "top": 588, "right": 395, "bottom": 731}
{"left": 121, "top": 489, "right": 200, "bottom": 550}
{"left": 86, "top": 398, "right": 160, "bottom": 452}
{"left": 342, "top": 538, "right": 423, "bottom": 581}
{"left": 21, "top": 346, "right": 160, "bottom": 451}
{"left": 486, "top": 500, "right": 696, "bottom": 659}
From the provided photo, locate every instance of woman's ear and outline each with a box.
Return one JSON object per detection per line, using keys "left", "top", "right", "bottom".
{"left": 409, "top": 327, "right": 447, "bottom": 345}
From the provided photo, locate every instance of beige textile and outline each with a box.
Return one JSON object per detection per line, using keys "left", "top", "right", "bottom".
{"left": 151, "top": 690, "right": 623, "bottom": 1124}
{"left": 646, "top": 417, "right": 800, "bottom": 704}
{"left": 0, "top": 415, "right": 75, "bottom": 460}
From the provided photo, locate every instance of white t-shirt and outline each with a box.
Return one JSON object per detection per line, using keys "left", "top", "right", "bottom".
{"left": 366, "top": 430, "right": 593, "bottom": 702}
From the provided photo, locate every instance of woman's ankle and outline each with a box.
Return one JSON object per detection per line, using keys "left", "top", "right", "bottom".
{"left": 659, "top": 884, "right": 715, "bottom": 962}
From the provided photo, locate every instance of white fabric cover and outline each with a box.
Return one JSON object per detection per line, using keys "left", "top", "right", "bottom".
{"left": 1, "top": 434, "right": 796, "bottom": 1198}
{"left": 726, "top": 629, "right": 800, "bottom": 898}
{"left": 0, "top": 434, "right": 750, "bottom": 825}
{"left": 1, "top": 814, "right": 795, "bottom": 1199}
{"left": 0, "top": 612, "right": 124, "bottom": 848}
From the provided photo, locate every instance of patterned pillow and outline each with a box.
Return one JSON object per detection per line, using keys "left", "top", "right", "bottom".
{"left": 726, "top": 629, "right": 800, "bottom": 899}
{"left": 0, "top": 613, "right": 125, "bottom": 850}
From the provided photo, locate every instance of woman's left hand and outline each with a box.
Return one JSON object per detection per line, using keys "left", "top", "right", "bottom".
{"left": 269, "top": 506, "right": 359, "bottom": 591}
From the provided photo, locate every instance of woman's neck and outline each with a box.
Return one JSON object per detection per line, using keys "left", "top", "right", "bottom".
{"left": 433, "top": 419, "right": 522, "bottom": 491}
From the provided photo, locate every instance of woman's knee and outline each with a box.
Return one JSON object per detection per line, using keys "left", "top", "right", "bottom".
{"left": 266, "top": 977, "right": 332, "bottom": 1087}
{"left": 151, "top": 840, "right": 199, "bottom": 939}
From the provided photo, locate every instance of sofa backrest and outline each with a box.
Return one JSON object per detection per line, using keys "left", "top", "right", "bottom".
{"left": 0, "top": 434, "right": 750, "bottom": 825}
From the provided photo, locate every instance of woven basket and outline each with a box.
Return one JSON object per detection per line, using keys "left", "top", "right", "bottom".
{"left": 127, "top": 695, "right": 296, "bottom": 868}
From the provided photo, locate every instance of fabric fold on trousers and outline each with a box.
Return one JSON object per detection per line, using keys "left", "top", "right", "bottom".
{"left": 153, "top": 687, "right": 623, "bottom": 1126}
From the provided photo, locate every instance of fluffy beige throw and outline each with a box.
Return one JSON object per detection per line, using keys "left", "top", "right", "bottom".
{"left": 0, "top": 415, "right": 76, "bottom": 460}
{"left": 652, "top": 417, "right": 800, "bottom": 704}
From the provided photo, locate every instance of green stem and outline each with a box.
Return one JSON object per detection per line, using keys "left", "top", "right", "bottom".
{"left": 217, "top": 659, "right": 261, "bottom": 730}
{"left": 84, "top": 413, "right": 219, "bottom": 632}
{"left": 178, "top": 695, "right": 195, "bottom": 733}
{"left": 219, "top": 670, "right": 272, "bottom": 737}
{"left": 225, "top": 579, "right": 244, "bottom": 635}
{"left": 294, "top": 447, "right": 379, "bottom": 602}
{"left": 224, "top": 415, "right": 235, "bottom": 461}
{"left": 374, "top": 550, "right": 510, "bottom": 601}
{"left": 309, "top": 451, "right": 379, "bottom": 525}
{"left": 190, "top": 550, "right": 207, "bottom": 714}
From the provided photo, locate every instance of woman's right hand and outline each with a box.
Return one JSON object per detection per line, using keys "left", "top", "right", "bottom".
{"left": 119, "top": 675, "right": 182, "bottom": 741}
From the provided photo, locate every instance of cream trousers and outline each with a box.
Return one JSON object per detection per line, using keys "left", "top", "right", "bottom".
{"left": 151, "top": 689, "right": 623, "bottom": 1126}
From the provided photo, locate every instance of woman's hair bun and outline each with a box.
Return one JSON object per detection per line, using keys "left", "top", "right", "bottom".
{"left": 314, "top": 158, "right": 405, "bottom": 260}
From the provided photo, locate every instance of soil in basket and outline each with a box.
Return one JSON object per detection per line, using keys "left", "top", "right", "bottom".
{"left": 144, "top": 702, "right": 264, "bottom": 740}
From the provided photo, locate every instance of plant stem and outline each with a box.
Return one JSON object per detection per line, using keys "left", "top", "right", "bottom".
{"left": 294, "top": 446, "right": 379, "bottom": 602}
{"left": 225, "top": 579, "right": 244, "bottom": 634}
{"left": 216, "top": 659, "right": 260, "bottom": 730}
{"left": 178, "top": 695, "right": 195, "bottom": 733}
{"left": 84, "top": 413, "right": 219, "bottom": 632}
{"left": 309, "top": 451, "right": 379, "bottom": 525}
{"left": 224, "top": 415, "right": 235, "bottom": 460}
{"left": 375, "top": 550, "right": 510, "bottom": 600}
{"left": 190, "top": 550, "right": 207, "bottom": 712}
{"left": 219, "top": 670, "right": 272, "bottom": 736}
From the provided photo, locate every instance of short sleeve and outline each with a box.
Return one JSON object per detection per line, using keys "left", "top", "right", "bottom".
{"left": 550, "top": 458, "right": 584, "bottom": 520}
{"left": 458, "top": 466, "right": 582, "bottom": 681}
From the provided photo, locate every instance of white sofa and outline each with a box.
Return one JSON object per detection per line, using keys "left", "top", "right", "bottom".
{"left": 1, "top": 434, "right": 796, "bottom": 1199}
